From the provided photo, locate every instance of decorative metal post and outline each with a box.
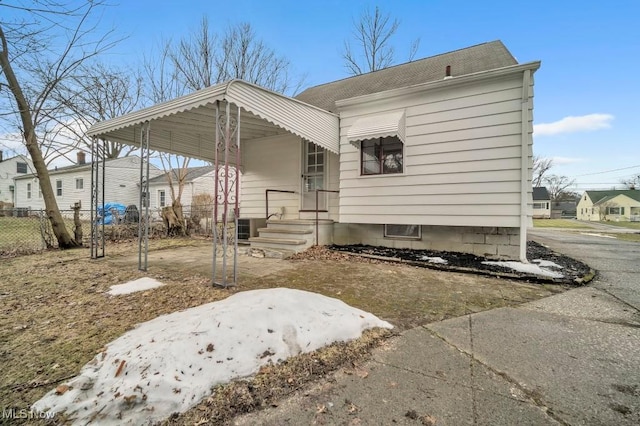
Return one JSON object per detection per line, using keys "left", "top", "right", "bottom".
{"left": 138, "top": 122, "right": 151, "bottom": 271}
{"left": 90, "top": 136, "right": 105, "bottom": 259}
{"left": 212, "top": 101, "right": 240, "bottom": 287}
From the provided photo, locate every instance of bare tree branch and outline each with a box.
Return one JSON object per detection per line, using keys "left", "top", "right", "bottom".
{"left": 343, "top": 6, "right": 412, "bottom": 75}
{"left": 0, "top": 0, "right": 119, "bottom": 248}
{"left": 533, "top": 155, "right": 553, "bottom": 187}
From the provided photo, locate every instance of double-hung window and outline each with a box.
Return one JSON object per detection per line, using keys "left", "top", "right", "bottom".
{"left": 361, "top": 136, "right": 403, "bottom": 175}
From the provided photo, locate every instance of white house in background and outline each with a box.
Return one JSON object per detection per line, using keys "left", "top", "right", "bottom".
{"left": 147, "top": 166, "right": 216, "bottom": 211}
{"left": 0, "top": 151, "right": 34, "bottom": 205}
{"left": 577, "top": 190, "right": 640, "bottom": 221}
{"left": 88, "top": 41, "right": 540, "bottom": 260}
{"left": 13, "top": 153, "right": 162, "bottom": 213}
{"left": 532, "top": 187, "right": 551, "bottom": 218}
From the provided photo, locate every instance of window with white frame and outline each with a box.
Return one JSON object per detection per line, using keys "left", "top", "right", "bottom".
{"left": 158, "top": 190, "right": 166, "bottom": 207}
{"left": 533, "top": 202, "right": 548, "bottom": 209}
{"left": 384, "top": 224, "right": 421, "bottom": 239}
{"left": 75, "top": 178, "right": 84, "bottom": 190}
{"left": 27, "top": 183, "right": 32, "bottom": 199}
{"left": 16, "top": 162, "right": 27, "bottom": 173}
{"left": 361, "top": 136, "right": 403, "bottom": 175}
{"left": 606, "top": 206, "right": 624, "bottom": 215}
{"left": 56, "top": 180, "right": 62, "bottom": 197}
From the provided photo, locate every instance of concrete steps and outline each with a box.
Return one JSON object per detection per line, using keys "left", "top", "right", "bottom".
{"left": 249, "top": 219, "right": 334, "bottom": 254}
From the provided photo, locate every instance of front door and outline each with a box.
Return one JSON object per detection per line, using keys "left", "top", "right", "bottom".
{"left": 301, "top": 141, "right": 326, "bottom": 210}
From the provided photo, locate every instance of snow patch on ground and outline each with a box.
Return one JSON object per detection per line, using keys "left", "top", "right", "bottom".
{"left": 482, "top": 261, "right": 565, "bottom": 279}
{"left": 107, "top": 277, "right": 164, "bottom": 295}
{"left": 32, "top": 288, "right": 392, "bottom": 425}
{"left": 420, "top": 256, "right": 448, "bottom": 264}
{"left": 531, "top": 259, "right": 563, "bottom": 269}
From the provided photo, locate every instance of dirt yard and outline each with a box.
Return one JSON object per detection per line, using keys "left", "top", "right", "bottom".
{"left": 0, "top": 238, "right": 567, "bottom": 422}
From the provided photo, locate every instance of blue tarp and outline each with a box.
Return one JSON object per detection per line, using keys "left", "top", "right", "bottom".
{"left": 97, "top": 203, "right": 127, "bottom": 225}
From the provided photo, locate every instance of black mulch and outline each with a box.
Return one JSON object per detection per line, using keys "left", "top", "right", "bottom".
{"left": 328, "top": 241, "right": 594, "bottom": 285}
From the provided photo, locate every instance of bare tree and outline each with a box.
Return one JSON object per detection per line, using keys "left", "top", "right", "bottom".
{"left": 53, "top": 62, "right": 143, "bottom": 160}
{"left": 142, "top": 18, "right": 302, "bottom": 235}
{"left": 342, "top": 6, "right": 420, "bottom": 75}
{"left": 533, "top": 155, "right": 553, "bottom": 187}
{"left": 620, "top": 175, "right": 640, "bottom": 190}
{"left": 544, "top": 174, "right": 576, "bottom": 201}
{"left": 0, "top": 1, "right": 117, "bottom": 248}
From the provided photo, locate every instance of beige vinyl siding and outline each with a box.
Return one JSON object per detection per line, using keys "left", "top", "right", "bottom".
{"left": 191, "top": 172, "right": 218, "bottom": 204}
{"left": 338, "top": 73, "right": 533, "bottom": 227}
{"left": 240, "top": 134, "right": 301, "bottom": 219}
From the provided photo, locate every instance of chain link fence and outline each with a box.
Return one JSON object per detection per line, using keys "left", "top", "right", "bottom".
{"left": 0, "top": 204, "right": 236, "bottom": 256}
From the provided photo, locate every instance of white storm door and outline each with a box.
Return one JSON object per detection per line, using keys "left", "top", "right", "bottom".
{"left": 301, "top": 141, "right": 326, "bottom": 210}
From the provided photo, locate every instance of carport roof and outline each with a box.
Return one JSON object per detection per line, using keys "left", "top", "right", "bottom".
{"left": 87, "top": 80, "right": 340, "bottom": 159}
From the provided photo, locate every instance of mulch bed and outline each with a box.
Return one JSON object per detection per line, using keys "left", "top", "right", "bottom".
{"left": 303, "top": 241, "right": 595, "bottom": 285}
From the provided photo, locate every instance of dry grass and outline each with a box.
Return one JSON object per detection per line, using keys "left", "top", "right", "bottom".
{"left": 533, "top": 219, "right": 593, "bottom": 229}
{"left": 0, "top": 240, "right": 564, "bottom": 423}
{"left": 0, "top": 239, "right": 229, "bottom": 414}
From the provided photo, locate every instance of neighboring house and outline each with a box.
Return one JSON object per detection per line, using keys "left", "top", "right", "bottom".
{"left": 0, "top": 151, "right": 34, "bottom": 205}
{"left": 532, "top": 187, "right": 551, "bottom": 219}
{"left": 147, "top": 166, "right": 216, "bottom": 211}
{"left": 88, "top": 40, "right": 540, "bottom": 260}
{"left": 551, "top": 200, "right": 577, "bottom": 219}
{"left": 577, "top": 190, "right": 640, "bottom": 222}
{"left": 14, "top": 153, "right": 162, "bottom": 214}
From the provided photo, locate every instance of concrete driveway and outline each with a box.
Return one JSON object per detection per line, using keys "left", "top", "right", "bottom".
{"left": 234, "top": 229, "right": 640, "bottom": 425}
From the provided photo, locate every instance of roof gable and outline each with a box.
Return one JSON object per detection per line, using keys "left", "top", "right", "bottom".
{"left": 533, "top": 187, "right": 550, "bottom": 201}
{"left": 147, "top": 166, "right": 216, "bottom": 185}
{"left": 295, "top": 40, "right": 518, "bottom": 112}
{"left": 586, "top": 190, "right": 640, "bottom": 205}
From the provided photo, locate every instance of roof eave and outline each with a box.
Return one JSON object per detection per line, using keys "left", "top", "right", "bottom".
{"left": 335, "top": 61, "right": 542, "bottom": 109}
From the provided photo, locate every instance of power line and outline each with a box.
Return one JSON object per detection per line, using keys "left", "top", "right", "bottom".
{"left": 571, "top": 164, "right": 640, "bottom": 177}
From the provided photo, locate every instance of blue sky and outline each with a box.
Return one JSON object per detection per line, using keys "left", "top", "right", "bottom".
{"left": 4, "top": 1, "right": 640, "bottom": 191}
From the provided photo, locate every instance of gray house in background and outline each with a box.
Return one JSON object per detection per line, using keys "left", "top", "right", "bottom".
{"left": 147, "top": 166, "right": 217, "bottom": 211}
{"left": 532, "top": 187, "right": 551, "bottom": 219}
{"left": 88, "top": 40, "right": 540, "bottom": 261}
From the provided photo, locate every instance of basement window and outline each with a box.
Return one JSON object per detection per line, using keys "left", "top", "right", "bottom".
{"left": 384, "top": 224, "right": 421, "bottom": 240}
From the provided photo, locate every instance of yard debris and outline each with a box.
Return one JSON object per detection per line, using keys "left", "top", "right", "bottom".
{"left": 55, "top": 384, "right": 69, "bottom": 395}
{"left": 115, "top": 360, "right": 126, "bottom": 377}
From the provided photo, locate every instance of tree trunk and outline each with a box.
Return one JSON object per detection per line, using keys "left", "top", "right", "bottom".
{"left": 0, "top": 26, "right": 79, "bottom": 249}
{"left": 161, "top": 200, "right": 187, "bottom": 237}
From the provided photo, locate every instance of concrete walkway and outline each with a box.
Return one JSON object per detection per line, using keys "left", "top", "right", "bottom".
{"left": 234, "top": 230, "right": 640, "bottom": 425}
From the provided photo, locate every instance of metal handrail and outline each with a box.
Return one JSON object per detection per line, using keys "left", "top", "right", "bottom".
{"left": 315, "top": 189, "right": 339, "bottom": 245}
{"left": 265, "top": 189, "right": 296, "bottom": 220}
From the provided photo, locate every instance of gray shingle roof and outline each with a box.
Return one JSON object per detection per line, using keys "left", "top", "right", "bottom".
{"left": 533, "top": 187, "right": 550, "bottom": 201}
{"left": 295, "top": 40, "right": 517, "bottom": 112}
{"left": 148, "top": 166, "right": 215, "bottom": 185}
{"left": 587, "top": 190, "right": 640, "bottom": 205}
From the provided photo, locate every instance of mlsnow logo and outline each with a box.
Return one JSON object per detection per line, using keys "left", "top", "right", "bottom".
{"left": 1, "top": 407, "right": 56, "bottom": 420}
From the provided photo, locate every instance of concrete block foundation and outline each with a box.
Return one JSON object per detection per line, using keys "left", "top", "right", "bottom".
{"left": 333, "top": 223, "right": 520, "bottom": 260}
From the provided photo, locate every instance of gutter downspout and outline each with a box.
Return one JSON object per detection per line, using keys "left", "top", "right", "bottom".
{"left": 519, "top": 70, "right": 532, "bottom": 262}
